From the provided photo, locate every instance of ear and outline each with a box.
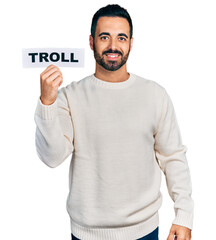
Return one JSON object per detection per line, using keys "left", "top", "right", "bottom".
{"left": 130, "top": 37, "right": 134, "bottom": 51}
{"left": 89, "top": 35, "right": 94, "bottom": 50}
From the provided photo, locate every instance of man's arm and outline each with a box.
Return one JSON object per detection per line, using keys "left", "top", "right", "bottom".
{"left": 34, "top": 65, "right": 74, "bottom": 168}
{"left": 154, "top": 88, "right": 194, "bottom": 236}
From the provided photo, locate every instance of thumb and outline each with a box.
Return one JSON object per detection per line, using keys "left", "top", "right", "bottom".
{"left": 167, "top": 227, "right": 176, "bottom": 240}
{"left": 167, "top": 232, "right": 175, "bottom": 240}
{"left": 58, "top": 77, "right": 63, "bottom": 87}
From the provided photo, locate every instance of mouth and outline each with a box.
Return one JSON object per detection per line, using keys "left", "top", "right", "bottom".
{"left": 105, "top": 53, "right": 120, "bottom": 61}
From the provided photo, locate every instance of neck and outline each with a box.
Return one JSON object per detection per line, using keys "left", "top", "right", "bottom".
{"left": 94, "top": 63, "right": 130, "bottom": 83}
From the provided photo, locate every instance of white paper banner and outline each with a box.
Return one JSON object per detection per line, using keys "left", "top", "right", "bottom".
{"left": 22, "top": 48, "right": 85, "bottom": 68}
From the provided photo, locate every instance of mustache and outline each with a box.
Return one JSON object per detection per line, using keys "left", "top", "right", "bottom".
{"left": 103, "top": 49, "right": 123, "bottom": 56}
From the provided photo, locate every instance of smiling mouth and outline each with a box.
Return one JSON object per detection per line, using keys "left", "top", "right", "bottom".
{"left": 105, "top": 53, "right": 120, "bottom": 60}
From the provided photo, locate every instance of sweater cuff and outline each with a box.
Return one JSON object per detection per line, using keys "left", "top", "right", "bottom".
{"left": 35, "top": 97, "right": 58, "bottom": 120}
{"left": 172, "top": 209, "right": 194, "bottom": 230}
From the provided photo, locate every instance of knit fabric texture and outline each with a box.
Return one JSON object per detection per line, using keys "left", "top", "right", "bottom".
{"left": 34, "top": 73, "right": 194, "bottom": 240}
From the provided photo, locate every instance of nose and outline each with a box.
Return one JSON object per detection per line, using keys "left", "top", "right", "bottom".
{"left": 108, "top": 38, "right": 117, "bottom": 50}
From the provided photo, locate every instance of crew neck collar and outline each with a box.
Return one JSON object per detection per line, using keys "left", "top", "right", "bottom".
{"left": 90, "top": 73, "right": 135, "bottom": 89}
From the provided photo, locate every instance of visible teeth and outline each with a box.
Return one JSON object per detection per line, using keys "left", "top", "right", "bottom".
{"left": 107, "top": 54, "right": 118, "bottom": 58}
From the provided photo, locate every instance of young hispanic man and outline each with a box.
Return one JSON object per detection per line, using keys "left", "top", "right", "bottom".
{"left": 34, "top": 4, "right": 194, "bottom": 240}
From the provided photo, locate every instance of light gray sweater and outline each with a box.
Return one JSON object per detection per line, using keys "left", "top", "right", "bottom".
{"left": 34, "top": 73, "right": 194, "bottom": 240}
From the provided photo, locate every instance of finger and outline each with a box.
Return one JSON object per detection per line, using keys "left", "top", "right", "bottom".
{"left": 40, "top": 64, "right": 56, "bottom": 76}
{"left": 45, "top": 64, "right": 58, "bottom": 72}
{"left": 43, "top": 64, "right": 61, "bottom": 76}
{"left": 175, "top": 236, "right": 185, "bottom": 240}
{"left": 43, "top": 65, "right": 62, "bottom": 78}
{"left": 167, "top": 233, "right": 175, "bottom": 240}
{"left": 52, "top": 76, "right": 63, "bottom": 88}
{"left": 42, "top": 68, "right": 62, "bottom": 81}
{"left": 46, "top": 71, "right": 62, "bottom": 83}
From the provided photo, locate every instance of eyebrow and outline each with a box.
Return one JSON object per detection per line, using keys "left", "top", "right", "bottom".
{"left": 98, "top": 32, "right": 128, "bottom": 39}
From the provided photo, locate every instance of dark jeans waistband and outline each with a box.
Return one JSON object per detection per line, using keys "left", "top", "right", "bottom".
{"left": 71, "top": 226, "right": 159, "bottom": 240}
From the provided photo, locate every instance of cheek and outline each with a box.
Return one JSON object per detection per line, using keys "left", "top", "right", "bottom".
{"left": 96, "top": 40, "right": 114, "bottom": 51}
{"left": 121, "top": 45, "right": 130, "bottom": 55}
{"left": 94, "top": 42, "right": 105, "bottom": 53}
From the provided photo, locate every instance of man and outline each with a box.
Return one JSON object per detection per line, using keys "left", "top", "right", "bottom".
{"left": 34, "top": 4, "right": 194, "bottom": 240}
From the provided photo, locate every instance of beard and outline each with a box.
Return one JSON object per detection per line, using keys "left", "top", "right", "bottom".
{"left": 93, "top": 42, "right": 131, "bottom": 71}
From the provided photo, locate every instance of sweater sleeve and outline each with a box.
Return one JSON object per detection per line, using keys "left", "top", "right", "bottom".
{"left": 154, "top": 88, "right": 194, "bottom": 230}
{"left": 34, "top": 88, "right": 74, "bottom": 168}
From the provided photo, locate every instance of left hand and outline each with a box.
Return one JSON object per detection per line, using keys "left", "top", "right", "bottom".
{"left": 167, "top": 224, "right": 192, "bottom": 240}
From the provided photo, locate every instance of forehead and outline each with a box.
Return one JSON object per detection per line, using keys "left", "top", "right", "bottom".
{"left": 95, "top": 16, "right": 130, "bottom": 35}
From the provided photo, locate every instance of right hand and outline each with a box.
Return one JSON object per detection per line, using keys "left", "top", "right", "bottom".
{"left": 40, "top": 64, "right": 63, "bottom": 105}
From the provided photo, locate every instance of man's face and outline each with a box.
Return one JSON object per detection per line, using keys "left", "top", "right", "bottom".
{"left": 90, "top": 16, "right": 133, "bottom": 72}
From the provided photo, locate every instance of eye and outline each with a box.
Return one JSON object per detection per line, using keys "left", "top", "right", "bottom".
{"left": 119, "top": 37, "right": 126, "bottom": 41}
{"left": 100, "top": 36, "right": 109, "bottom": 40}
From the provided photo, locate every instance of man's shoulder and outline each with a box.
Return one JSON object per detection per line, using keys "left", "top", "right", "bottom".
{"left": 69, "top": 74, "right": 92, "bottom": 87}
{"left": 132, "top": 73, "right": 166, "bottom": 93}
{"left": 59, "top": 74, "right": 93, "bottom": 92}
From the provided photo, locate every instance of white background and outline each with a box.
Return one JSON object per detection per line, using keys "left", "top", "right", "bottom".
{"left": 1, "top": 0, "right": 215, "bottom": 239}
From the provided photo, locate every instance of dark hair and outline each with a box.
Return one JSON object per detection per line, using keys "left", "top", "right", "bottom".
{"left": 91, "top": 4, "right": 133, "bottom": 39}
